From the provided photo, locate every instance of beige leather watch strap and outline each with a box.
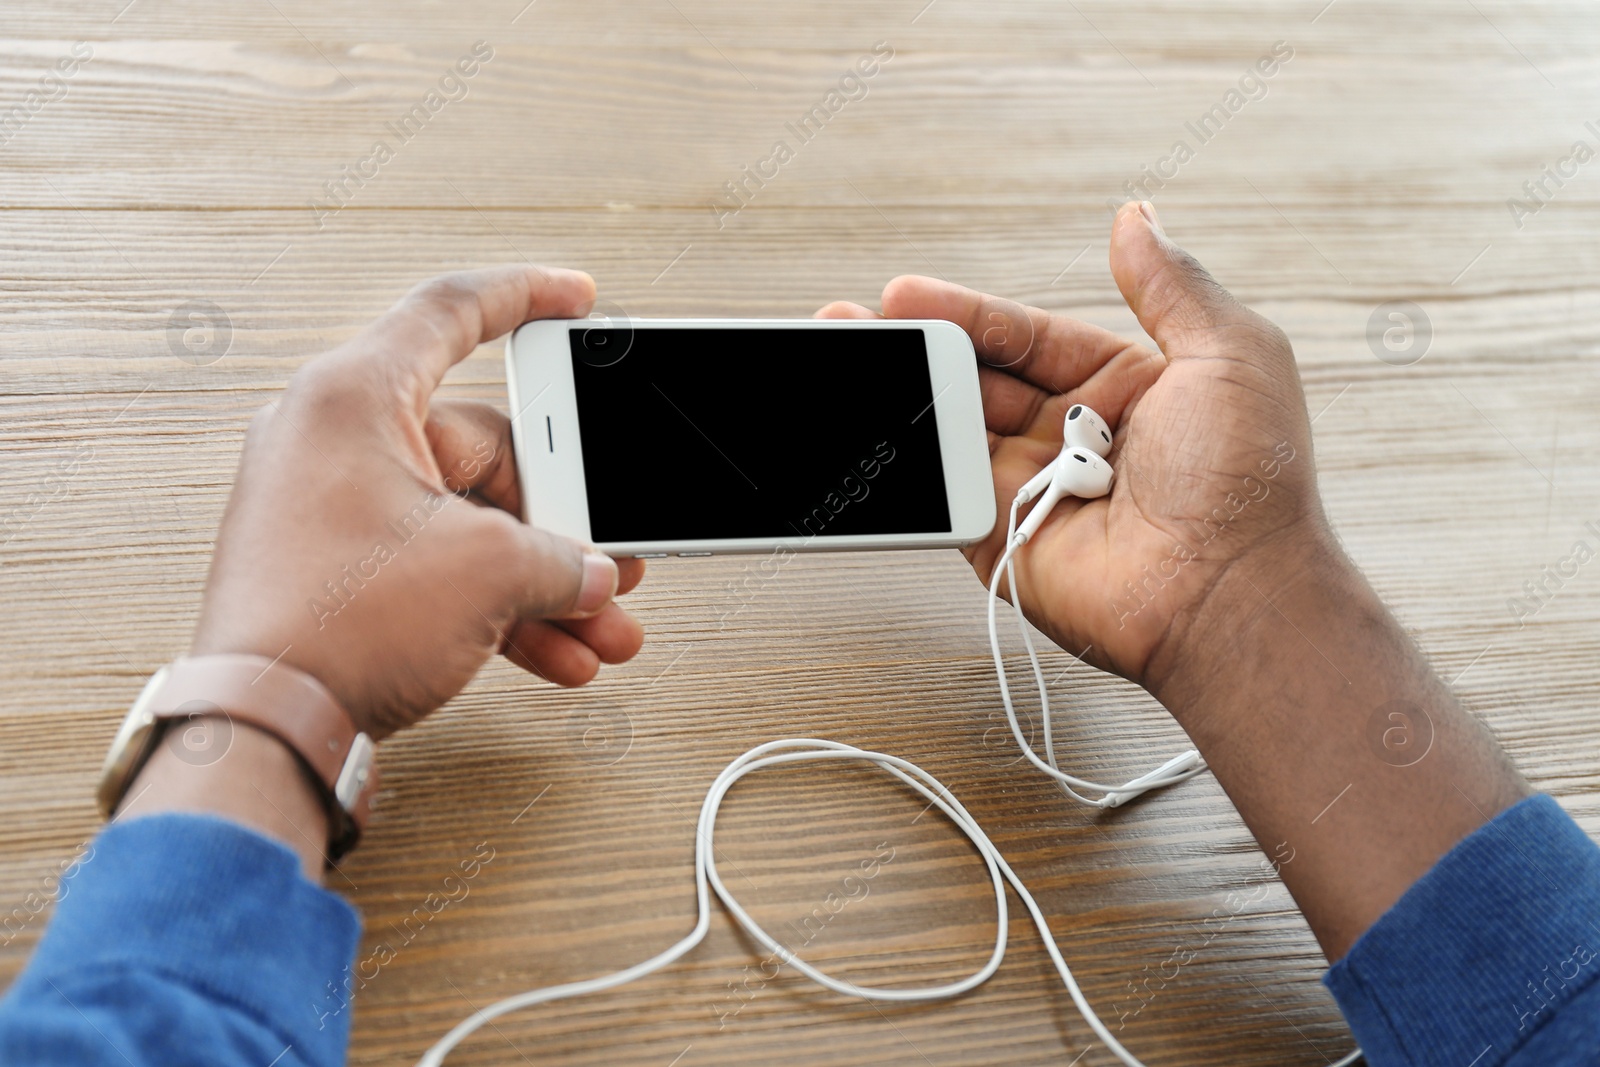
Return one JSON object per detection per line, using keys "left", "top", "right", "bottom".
{"left": 102, "top": 654, "right": 377, "bottom": 860}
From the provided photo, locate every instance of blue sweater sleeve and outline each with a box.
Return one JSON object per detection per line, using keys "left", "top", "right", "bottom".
{"left": 1326, "top": 793, "right": 1600, "bottom": 1066}
{"left": 0, "top": 814, "right": 361, "bottom": 1067}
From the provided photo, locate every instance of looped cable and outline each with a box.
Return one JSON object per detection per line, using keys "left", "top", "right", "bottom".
{"left": 418, "top": 740, "right": 1150, "bottom": 1067}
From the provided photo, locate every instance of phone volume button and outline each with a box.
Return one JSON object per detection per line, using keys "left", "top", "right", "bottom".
{"left": 633, "top": 553, "right": 668, "bottom": 558}
{"left": 676, "top": 552, "right": 713, "bottom": 557}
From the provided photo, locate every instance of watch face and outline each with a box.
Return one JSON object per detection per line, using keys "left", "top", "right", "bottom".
{"left": 334, "top": 732, "right": 376, "bottom": 813}
{"left": 95, "top": 668, "right": 167, "bottom": 819}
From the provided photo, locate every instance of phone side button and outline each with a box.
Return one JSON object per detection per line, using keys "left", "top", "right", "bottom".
{"left": 676, "top": 552, "right": 713, "bottom": 557}
{"left": 633, "top": 553, "right": 669, "bottom": 558}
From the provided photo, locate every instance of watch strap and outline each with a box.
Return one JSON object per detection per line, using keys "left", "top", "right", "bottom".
{"left": 102, "top": 654, "right": 377, "bottom": 860}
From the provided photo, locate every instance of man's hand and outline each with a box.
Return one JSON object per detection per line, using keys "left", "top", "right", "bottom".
{"left": 189, "top": 266, "right": 646, "bottom": 740}
{"left": 819, "top": 201, "right": 1326, "bottom": 691}
{"left": 124, "top": 266, "right": 648, "bottom": 877}
{"left": 820, "top": 203, "right": 1526, "bottom": 959}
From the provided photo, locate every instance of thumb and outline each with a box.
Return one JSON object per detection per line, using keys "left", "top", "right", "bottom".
{"left": 1110, "top": 201, "right": 1284, "bottom": 364}
{"left": 494, "top": 514, "right": 620, "bottom": 621}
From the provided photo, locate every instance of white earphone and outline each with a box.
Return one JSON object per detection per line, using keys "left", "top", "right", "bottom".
{"left": 1014, "top": 447, "right": 1112, "bottom": 543}
{"left": 991, "top": 403, "right": 1205, "bottom": 808}
{"left": 1016, "top": 404, "right": 1113, "bottom": 495}
{"left": 1014, "top": 405, "right": 1115, "bottom": 541}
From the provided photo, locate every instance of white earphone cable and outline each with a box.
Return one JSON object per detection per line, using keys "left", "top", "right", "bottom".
{"left": 988, "top": 499, "right": 1207, "bottom": 808}
{"left": 420, "top": 740, "right": 1149, "bottom": 1067}
{"left": 418, "top": 420, "right": 1361, "bottom": 1066}
{"left": 417, "top": 738, "right": 1362, "bottom": 1067}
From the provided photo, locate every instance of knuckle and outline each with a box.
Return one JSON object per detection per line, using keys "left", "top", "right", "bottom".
{"left": 1140, "top": 262, "right": 1196, "bottom": 328}
{"left": 1247, "top": 314, "right": 1293, "bottom": 356}
{"left": 475, "top": 510, "right": 529, "bottom": 563}
{"left": 281, "top": 358, "right": 367, "bottom": 420}
{"left": 477, "top": 514, "right": 585, "bottom": 611}
{"left": 406, "top": 273, "right": 469, "bottom": 306}
{"left": 282, "top": 359, "right": 336, "bottom": 403}
{"left": 1220, "top": 311, "right": 1293, "bottom": 366}
{"left": 1167, "top": 251, "right": 1232, "bottom": 316}
{"left": 402, "top": 275, "right": 480, "bottom": 346}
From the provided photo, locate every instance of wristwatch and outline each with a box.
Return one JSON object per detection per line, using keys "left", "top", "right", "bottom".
{"left": 97, "top": 654, "right": 378, "bottom": 862}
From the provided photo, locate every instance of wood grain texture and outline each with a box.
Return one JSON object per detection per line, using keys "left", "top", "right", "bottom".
{"left": 2, "top": 1, "right": 1599, "bottom": 1064}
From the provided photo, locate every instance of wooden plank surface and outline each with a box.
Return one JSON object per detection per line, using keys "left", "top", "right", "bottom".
{"left": 3, "top": 2, "right": 1599, "bottom": 1064}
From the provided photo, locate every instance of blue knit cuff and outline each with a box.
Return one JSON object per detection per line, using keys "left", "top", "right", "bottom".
{"left": 1325, "top": 794, "right": 1600, "bottom": 1066}
{"left": 18, "top": 813, "right": 361, "bottom": 1067}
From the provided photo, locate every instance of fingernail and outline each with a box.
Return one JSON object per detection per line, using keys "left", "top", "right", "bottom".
{"left": 575, "top": 551, "right": 618, "bottom": 615}
{"left": 1138, "top": 200, "right": 1163, "bottom": 233}
{"left": 572, "top": 270, "right": 597, "bottom": 317}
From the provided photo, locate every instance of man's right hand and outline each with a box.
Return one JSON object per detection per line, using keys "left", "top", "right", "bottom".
{"left": 190, "top": 266, "right": 647, "bottom": 742}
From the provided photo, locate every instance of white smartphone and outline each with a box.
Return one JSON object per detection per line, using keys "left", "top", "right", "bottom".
{"left": 504, "top": 318, "right": 996, "bottom": 558}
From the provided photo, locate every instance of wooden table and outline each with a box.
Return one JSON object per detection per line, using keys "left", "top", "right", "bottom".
{"left": 4, "top": 3, "right": 1598, "bottom": 1064}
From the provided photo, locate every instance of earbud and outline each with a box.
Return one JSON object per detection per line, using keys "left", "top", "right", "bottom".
{"left": 1063, "top": 404, "right": 1113, "bottom": 457}
{"left": 1012, "top": 405, "right": 1116, "bottom": 544}
{"left": 1013, "top": 448, "right": 1112, "bottom": 544}
{"left": 1016, "top": 405, "right": 1115, "bottom": 505}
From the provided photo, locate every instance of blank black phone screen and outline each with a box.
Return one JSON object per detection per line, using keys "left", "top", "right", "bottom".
{"left": 569, "top": 327, "right": 952, "bottom": 543}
